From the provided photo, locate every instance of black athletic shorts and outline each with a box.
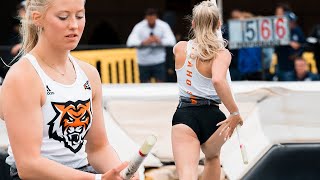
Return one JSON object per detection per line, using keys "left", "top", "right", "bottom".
{"left": 172, "top": 99, "right": 226, "bottom": 144}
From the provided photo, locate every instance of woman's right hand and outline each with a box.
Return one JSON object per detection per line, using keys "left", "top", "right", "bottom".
{"left": 102, "top": 161, "right": 128, "bottom": 180}
{"left": 216, "top": 113, "right": 243, "bottom": 141}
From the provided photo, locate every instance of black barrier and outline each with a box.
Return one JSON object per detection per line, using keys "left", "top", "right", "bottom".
{"left": 243, "top": 143, "right": 320, "bottom": 180}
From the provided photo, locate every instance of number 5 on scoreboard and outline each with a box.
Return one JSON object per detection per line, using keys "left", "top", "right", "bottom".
{"left": 243, "top": 20, "right": 258, "bottom": 42}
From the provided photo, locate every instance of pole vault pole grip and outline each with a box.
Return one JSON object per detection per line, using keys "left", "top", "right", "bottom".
{"left": 120, "top": 135, "right": 157, "bottom": 179}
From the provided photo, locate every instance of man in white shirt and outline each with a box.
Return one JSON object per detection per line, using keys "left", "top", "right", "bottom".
{"left": 126, "top": 8, "right": 176, "bottom": 83}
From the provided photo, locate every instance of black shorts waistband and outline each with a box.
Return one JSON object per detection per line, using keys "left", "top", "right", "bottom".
{"left": 178, "top": 97, "right": 219, "bottom": 108}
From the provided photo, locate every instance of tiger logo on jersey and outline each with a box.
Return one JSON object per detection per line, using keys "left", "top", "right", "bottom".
{"left": 48, "top": 99, "right": 92, "bottom": 153}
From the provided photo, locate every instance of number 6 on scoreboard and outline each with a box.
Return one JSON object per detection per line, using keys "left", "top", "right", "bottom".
{"left": 260, "top": 19, "right": 272, "bottom": 41}
{"left": 274, "top": 17, "right": 288, "bottom": 40}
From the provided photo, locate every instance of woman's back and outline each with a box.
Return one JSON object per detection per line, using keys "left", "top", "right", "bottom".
{"left": 174, "top": 40, "right": 231, "bottom": 103}
{"left": 174, "top": 41, "right": 213, "bottom": 78}
{"left": 174, "top": 41, "right": 231, "bottom": 77}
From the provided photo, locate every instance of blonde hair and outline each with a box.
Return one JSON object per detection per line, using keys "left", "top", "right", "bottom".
{"left": 17, "top": 0, "right": 51, "bottom": 57}
{"left": 189, "top": 1, "right": 227, "bottom": 62}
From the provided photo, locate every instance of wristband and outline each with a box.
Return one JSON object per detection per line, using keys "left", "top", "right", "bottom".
{"left": 95, "top": 174, "right": 102, "bottom": 180}
{"left": 230, "top": 112, "right": 240, "bottom": 116}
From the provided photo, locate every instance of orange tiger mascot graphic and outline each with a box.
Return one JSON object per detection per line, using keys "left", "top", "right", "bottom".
{"left": 48, "top": 99, "right": 92, "bottom": 153}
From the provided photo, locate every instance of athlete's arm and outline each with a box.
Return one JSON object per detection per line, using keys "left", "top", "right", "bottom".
{"left": 2, "top": 59, "right": 95, "bottom": 180}
{"left": 211, "top": 50, "right": 238, "bottom": 113}
{"left": 211, "top": 49, "right": 243, "bottom": 137}
{"left": 79, "top": 61, "right": 123, "bottom": 173}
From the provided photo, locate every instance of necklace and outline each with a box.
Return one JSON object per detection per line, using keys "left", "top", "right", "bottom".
{"left": 38, "top": 56, "right": 71, "bottom": 76}
{"left": 47, "top": 63, "right": 66, "bottom": 76}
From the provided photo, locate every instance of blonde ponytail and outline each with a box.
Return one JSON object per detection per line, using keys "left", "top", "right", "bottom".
{"left": 189, "top": 1, "right": 227, "bottom": 62}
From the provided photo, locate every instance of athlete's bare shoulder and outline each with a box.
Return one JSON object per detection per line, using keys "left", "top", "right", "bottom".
{"left": 173, "top": 41, "right": 188, "bottom": 69}
{"left": 173, "top": 41, "right": 188, "bottom": 55}
{"left": 1, "top": 56, "right": 44, "bottom": 108}
{"left": 215, "top": 48, "right": 232, "bottom": 63}
{"left": 217, "top": 48, "right": 231, "bottom": 59}
{"left": 4, "top": 57, "right": 40, "bottom": 85}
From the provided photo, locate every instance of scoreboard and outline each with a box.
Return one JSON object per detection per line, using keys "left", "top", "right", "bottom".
{"left": 228, "top": 16, "right": 290, "bottom": 49}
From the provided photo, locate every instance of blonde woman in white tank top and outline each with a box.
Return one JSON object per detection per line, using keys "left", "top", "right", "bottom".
{"left": 171, "top": 2, "right": 243, "bottom": 180}
{"left": 1, "top": 0, "right": 138, "bottom": 179}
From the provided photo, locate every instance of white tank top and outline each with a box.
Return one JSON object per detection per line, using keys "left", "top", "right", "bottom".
{"left": 6, "top": 54, "right": 93, "bottom": 169}
{"left": 175, "top": 40, "right": 232, "bottom": 103}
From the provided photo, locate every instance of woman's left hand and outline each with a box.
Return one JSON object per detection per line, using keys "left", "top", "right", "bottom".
{"left": 216, "top": 114, "right": 243, "bottom": 141}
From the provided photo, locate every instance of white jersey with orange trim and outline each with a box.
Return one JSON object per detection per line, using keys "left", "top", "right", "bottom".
{"left": 6, "top": 54, "right": 93, "bottom": 169}
{"left": 175, "top": 40, "right": 232, "bottom": 103}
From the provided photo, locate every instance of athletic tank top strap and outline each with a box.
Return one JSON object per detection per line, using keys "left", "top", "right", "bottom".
{"left": 68, "top": 54, "right": 86, "bottom": 80}
{"left": 25, "top": 53, "right": 47, "bottom": 85}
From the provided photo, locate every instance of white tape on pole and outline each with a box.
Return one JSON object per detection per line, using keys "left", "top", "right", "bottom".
{"left": 120, "top": 135, "right": 157, "bottom": 180}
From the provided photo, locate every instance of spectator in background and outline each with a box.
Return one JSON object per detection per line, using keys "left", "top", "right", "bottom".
{"left": 238, "top": 46, "right": 262, "bottom": 80}
{"left": 265, "top": 2, "right": 292, "bottom": 81}
{"left": 262, "top": 2, "right": 291, "bottom": 81}
{"left": 126, "top": 8, "right": 176, "bottom": 83}
{"left": 288, "top": 57, "right": 319, "bottom": 81}
{"left": 262, "top": 47, "right": 274, "bottom": 80}
{"left": 274, "top": 11, "right": 305, "bottom": 81}
{"left": 275, "top": 2, "right": 291, "bottom": 16}
{"left": 306, "top": 24, "right": 320, "bottom": 76}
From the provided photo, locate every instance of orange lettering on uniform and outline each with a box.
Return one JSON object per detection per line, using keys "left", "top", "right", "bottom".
{"left": 187, "top": 60, "right": 192, "bottom": 67}
{"left": 186, "top": 70, "right": 192, "bottom": 77}
{"left": 190, "top": 96, "right": 197, "bottom": 104}
{"left": 186, "top": 79, "right": 192, "bottom": 86}
{"left": 191, "top": 99, "right": 197, "bottom": 104}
